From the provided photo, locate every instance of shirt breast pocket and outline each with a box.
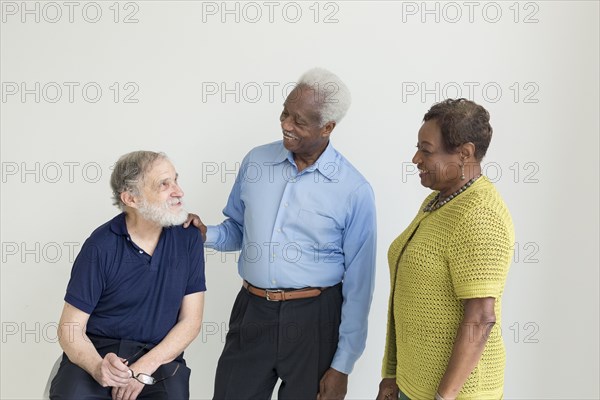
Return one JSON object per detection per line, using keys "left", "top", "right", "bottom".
{"left": 294, "top": 209, "right": 342, "bottom": 251}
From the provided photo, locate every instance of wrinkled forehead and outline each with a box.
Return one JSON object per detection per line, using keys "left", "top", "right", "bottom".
{"left": 284, "top": 85, "right": 322, "bottom": 120}
{"left": 144, "top": 158, "right": 175, "bottom": 182}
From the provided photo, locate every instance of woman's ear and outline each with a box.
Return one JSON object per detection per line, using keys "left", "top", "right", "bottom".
{"left": 460, "top": 142, "right": 476, "bottom": 161}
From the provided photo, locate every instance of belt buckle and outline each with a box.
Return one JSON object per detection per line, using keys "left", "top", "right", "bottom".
{"left": 265, "top": 289, "right": 283, "bottom": 301}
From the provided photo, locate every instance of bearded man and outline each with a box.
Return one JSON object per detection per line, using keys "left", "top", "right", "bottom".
{"left": 50, "top": 151, "right": 205, "bottom": 400}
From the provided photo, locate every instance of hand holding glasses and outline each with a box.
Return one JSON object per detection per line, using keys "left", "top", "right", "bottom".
{"left": 129, "top": 364, "right": 180, "bottom": 385}
{"left": 123, "top": 344, "right": 180, "bottom": 385}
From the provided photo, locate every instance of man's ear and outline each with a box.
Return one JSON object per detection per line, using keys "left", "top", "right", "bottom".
{"left": 321, "top": 121, "right": 336, "bottom": 138}
{"left": 120, "top": 191, "right": 139, "bottom": 209}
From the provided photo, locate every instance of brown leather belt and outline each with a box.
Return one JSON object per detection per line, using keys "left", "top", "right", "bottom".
{"left": 243, "top": 280, "right": 325, "bottom": 301}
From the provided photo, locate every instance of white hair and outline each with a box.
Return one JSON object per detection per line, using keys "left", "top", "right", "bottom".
{"left": 297, "top": 68, "right": 352, "bottom": 126}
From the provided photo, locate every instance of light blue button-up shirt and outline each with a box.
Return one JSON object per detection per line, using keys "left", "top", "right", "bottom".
{"left": 206, "top": 140, "right": 377, "bottom": 374}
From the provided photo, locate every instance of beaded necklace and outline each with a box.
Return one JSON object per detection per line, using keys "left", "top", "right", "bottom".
{"left": 423, "top": 175, "right": 482, "bottom": 212}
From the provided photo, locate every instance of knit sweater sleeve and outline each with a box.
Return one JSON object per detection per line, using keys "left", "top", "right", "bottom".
{"left": 381, "top": 290, "right": 397, "bottom": 378}
{"left": 447, "top": 205, "right": 514, "bottom": 300}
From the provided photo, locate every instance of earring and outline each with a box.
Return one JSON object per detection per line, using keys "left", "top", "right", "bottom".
{"left": 460, "top": 157, "right": 465, "bottom": 180}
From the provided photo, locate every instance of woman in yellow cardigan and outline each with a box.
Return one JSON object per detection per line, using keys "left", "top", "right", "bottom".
{"left": 377, "top": 99, "right": 514, "bottom": 400}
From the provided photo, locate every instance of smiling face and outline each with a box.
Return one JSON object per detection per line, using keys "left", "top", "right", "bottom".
{"left": 134, "top": 158, "right": 187, "bottom": 226}
{"left": 412, "top": 119, "right": 466, "bottom": 197}
{"left": 279, "top": 85, "right": 334, "bottom": 160}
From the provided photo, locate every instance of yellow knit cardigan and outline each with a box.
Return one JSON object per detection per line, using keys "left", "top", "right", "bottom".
{"left": 382, "top": 176, "right": 514, "bottom": 400}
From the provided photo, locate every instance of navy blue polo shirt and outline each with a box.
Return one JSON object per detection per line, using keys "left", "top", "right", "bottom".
{"left": 65, "top": 213, "right": 206, "bottom": 344}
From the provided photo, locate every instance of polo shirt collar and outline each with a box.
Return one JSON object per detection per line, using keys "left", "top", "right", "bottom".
{"left": 109, "top": 212, "right": 129, "bottom": 236}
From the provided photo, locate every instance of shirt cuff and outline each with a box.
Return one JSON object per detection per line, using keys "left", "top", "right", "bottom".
{"left": 205, "top": 226, "right": 219, "bottom": 246}
{"left": 330, "top": 348, "right": 357, "bottom": 375}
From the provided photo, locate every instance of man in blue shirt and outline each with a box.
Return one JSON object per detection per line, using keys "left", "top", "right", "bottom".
{"left": 50, "top": 151, "right": 206, "bottom": 400}
{"left": 187, "top": 68, "right": 376, "bottom": 400}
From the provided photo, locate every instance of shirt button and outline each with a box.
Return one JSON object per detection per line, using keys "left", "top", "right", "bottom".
{"left": 139, "top": 250, "right": 143, "bottom": 254}
{"left": 284, "top": 202, "right": 289, "bottom": 207}
{"left": 272, "top": 279, "right": 277, "bottom": 284}
{"left": 272, "top": 253, "right": 276, "bottom": 258}
{"left": 277, "top": 228, "right": 281, "bottom": 233}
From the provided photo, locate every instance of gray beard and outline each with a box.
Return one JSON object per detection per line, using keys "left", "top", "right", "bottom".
{"left": 137, "top": 198, "right": 188, "bottom": 227}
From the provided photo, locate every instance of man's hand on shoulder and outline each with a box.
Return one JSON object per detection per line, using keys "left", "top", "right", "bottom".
{"left": 183, "top": 213, "right": 207, "bottom": 242}
{"left": 317, "top": 368, "right": 348, "bottom": 400}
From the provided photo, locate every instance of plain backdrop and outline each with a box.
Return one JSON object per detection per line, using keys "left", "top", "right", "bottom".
{"left": 1, "top": 1, "right": 599, "bottom": 399}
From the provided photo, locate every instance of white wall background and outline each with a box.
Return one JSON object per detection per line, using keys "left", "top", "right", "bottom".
{"left": 1, "top": 1, "right": 598, "bottom": 399}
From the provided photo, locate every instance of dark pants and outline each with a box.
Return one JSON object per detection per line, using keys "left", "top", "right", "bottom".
{"left": 49, "top": 334, "right": 190, "bottom": 400}
{"left": 213, "top": 283, "right": 343, "bottom": 400}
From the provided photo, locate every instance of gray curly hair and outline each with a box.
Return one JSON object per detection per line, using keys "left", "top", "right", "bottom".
{"left": 110, "top": 151, "right": 167, "bottom": 209}
{"left": 296, "top": 68, "right": 352, "bottom": 126}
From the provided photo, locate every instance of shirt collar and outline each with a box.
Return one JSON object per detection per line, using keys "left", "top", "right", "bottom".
{"left": 109, "top": 212, "right": 129, "bottom": 236}
{"left": 279, "top": 141, "right": 339, "bottom": 181}
{"left": 109, "top": 211, "right": 172, "bottom": 236}
{"left": 271, "top": 142, "right": 289, "bottom": 164}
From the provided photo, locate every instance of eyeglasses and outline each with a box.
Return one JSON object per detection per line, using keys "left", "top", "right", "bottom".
{"left": 123, "top": 344, "right": 180, "bottom": 385}
{"left": 123, "top": 344, "right": 149, "bottom": 365}
{"left": 130, "top": 364, "right": 180, "bottom": 385}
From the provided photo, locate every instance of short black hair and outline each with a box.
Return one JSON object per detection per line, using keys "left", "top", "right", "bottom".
{"left": 423, "top": 98, "right": 493, "bottom": 161}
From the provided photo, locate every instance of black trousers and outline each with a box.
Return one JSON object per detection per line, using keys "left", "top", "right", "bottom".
{"left": 49, "top": 334, "right": 190, "bottom": 400}
{"left": 213, "top": 283, "right": 343, "bottom": 400}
